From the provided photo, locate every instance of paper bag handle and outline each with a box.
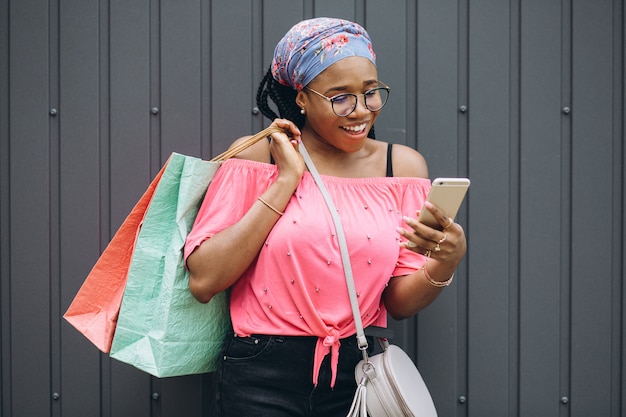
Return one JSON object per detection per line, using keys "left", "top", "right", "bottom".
{"left": 210, "top": 126, "right": 286, "bottom": 162}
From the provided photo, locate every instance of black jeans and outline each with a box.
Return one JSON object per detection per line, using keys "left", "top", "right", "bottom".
{"left": 213, "top": 333, "right": 374, "bottom": 417}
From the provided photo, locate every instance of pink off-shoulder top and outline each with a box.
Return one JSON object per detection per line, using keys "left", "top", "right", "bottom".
{"left": 184, "top": 158, "right": 430, "bottom": 386}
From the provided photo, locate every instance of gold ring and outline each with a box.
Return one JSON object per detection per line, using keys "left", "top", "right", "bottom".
{"left": 425, "top": 250, "right": 431, "bottom": 258}
{"left": 444, "top": 218, "right": 454, "bottom": 229}
{"left": 438, "top": 234, "right": 447, "bottom": 244}
{"left": 434, "top": 244, "right": 441, "bottom": 252}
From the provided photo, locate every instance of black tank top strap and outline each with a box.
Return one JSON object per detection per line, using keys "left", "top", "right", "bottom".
{"left": 269, "top": 137, "right": 275, "bottom": 165}
{"left": 386, "top": 143, "right": 394, "bottom": 177}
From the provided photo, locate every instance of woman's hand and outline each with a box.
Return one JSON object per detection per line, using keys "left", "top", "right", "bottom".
{"left": 398, "top": 201, "right": 467, "bottom": 266}
{"left": 385, "top": 201, "right": 467, "bottom": 319}
{"left": 268, "top": 119, "right": 305, "bottom": 186}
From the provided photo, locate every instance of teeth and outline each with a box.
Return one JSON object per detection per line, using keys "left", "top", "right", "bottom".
{"left": 342, "top": 123, "right": 367, "bottom": 132}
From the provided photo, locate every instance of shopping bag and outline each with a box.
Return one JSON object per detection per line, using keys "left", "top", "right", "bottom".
{"left": 65, "top": 126, "right": 283, "bottom": 376}
{"left": 109, "top": 152, "right": 230, "bottom": 377}
{"left": 63, "top": 163, "right": 168, "bottom": 352}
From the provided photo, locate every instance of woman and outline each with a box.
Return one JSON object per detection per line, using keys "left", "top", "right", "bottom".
{"left": 185, "top": 17, "right": 466, "bottom": 416}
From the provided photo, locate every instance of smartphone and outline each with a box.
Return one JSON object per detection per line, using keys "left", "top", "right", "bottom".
{"left": 418, "top": 178, "right": 470, "bottom": 229}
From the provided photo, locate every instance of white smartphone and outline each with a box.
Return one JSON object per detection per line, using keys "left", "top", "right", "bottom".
{"left": 418, "top": 178, "right": 470, "bottom": 229}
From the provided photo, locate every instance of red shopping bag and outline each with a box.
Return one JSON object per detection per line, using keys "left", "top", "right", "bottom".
{"left": 63, "top": 162, "right": 168, "bottom": 352}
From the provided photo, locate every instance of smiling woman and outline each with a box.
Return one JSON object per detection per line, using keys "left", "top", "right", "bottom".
{"left": 183, "top": 17, "right": 467, "bottom": 417}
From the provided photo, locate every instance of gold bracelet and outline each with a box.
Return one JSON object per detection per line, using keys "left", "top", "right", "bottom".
{"left": 257, "top": 196, "right": 284, "bottom": 216}
{"left": 421, "top": 263, "right": 454, "bottom": 287}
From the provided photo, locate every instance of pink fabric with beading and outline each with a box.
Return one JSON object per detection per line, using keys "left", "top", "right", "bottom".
{"left": 184, "top": 158, "right": 430, "bottom": 386}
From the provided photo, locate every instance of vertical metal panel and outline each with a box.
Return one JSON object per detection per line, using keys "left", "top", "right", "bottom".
{"left": 261, "top": 1, "right": 305, "bottom": 77}
{"left": 365, "top": 0, "right": 407, "bottom": 145}
{"left": 7, "top": 0, "right": 52, "bottom": 416}
{"left": 466, "top": 0, "right": 513, "bottom": 415}
{"left": 314, "top": 0, "right": 356, "bottom": 19}
{"left": 158, "top": 3, "right": 209, "bottom": 412}
{"left": 160, "top": 375, "right": 207, "bottom": 417}
{"left": 0, "top": 0, "right": 10, "bottom": 414}
{"left": 617, "top": 5, "right": 625, "bottom": 417}
{"left": 161, "top": 0, "right": 202, "bottom": 159}
{"left": 57, "top": 0, "right": 103, "bottom": 415}
{"left": 109, "top": 0, "right": 153, "bottom": 231}
{"left": 413, "top": 1, "right": 464, "bottom": 415}
{"left": 518, "top": 0, "right": 563, "bottom": 414}
{"left": 209, "top": 1, "right": 255, "bottom": 157}
{"left": 108, "top": 0, "right": 153, "bottom": 415}
{"left": 570, "top": 0, "right": 618, "bottom": 415}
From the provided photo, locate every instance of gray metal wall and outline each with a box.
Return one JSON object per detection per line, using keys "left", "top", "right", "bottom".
{"left": 1, "top": 0, "right": 624, "bottom": 416}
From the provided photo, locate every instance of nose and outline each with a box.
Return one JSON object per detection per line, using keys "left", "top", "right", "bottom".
{"left": 351, "top": 94, "right": 370, "bottom": 116}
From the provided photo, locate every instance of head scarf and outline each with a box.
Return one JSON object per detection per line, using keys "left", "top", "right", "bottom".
{"left": 272, "top": 17, "right": 377, "bottom": 91}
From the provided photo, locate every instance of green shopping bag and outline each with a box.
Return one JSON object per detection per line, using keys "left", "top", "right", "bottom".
{"left": 109, "top": 152, "right": 230, "bottom": 377}
{"left": 108, "top": 127, "right": 283, "bottom": 377}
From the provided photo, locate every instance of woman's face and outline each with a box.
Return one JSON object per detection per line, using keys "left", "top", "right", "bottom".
{"left": 296, "top": 56, "right": 382, "bottom": 153}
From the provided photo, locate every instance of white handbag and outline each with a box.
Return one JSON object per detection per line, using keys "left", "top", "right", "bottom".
{"left": 299, "top": 142, "right": 438, "bottom": 417}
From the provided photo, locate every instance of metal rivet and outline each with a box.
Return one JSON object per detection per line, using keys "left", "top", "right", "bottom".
{"left": 364, "top": 205, "right": 368, "bottom": 209}
{"left": 299, "top": 315, "right": 303, "bottom": 319}
{"left": 459, "top": 105, "right": 468, "bottom": 113}
{"left": 368, "top": 260, "right": 372, "bottom": 264}
{"left": 152, "top": 393, "right": 159, "bottom": 401}
{"left": 263, "top": 288, "right": 267, "bottom": 292}
{"left": 561, "top": 396, "right": 569, "bottom": 404}
{"left": 252, "top": 107, "right": 260, "bottom": 115}
{"left": 268, "top": 305, "right": 272, "bottom": 309}
{"left": 458, "top": 396, "right": 466, "bottom": 404}
{"left": 290, "top": 279, "right": 295, "bottom": 284}
{"left": 327, "top": 260, "right": 331, "bottom": 265}
{"left": 49, "top": 108, "right": 58, "bottom": 116}
{"left": 151, "top": 107, "right": 159, "bottom": 115}
{"left": 563, "top": 107, "right": 571, "bottom": 115}
{"left": 52, "top": 392, "right": 60, "bottom": 400}
{"left": 315, "top": 288, "right": 319, "bottom": 292}
{"left": 287, "top": 252, "right": 291, "bottom": 256}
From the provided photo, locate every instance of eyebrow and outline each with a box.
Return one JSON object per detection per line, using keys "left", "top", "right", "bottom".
{"left": 323, "top": 80, "right": 379, "bottom": 95}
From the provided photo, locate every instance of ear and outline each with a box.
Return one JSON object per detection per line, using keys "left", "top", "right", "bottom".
{"left": 295, "top": 90, "right": 307, "bottom": 109}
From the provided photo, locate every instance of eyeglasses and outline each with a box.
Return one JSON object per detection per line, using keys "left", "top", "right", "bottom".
{"left": 305, "top": 82, "right": 390, "bottom": 117}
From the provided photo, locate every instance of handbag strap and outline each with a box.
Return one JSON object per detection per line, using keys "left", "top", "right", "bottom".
{"left": 298, "top": 142, "right": 370, "bottom": 358}
{"left": 210, "top": 126, "right": 284, "bottom": 162}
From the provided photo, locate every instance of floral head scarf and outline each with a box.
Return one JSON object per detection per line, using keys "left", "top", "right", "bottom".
{"left": 272, "top": 17, "right": 377, "bottom": 91}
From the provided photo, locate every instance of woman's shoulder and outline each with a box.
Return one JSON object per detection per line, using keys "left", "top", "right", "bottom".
{"left": 388, "top": 142, "right": 429, "bottom": 179}
{"left": 227, "top": 135, "right": 271, "bottom": 163}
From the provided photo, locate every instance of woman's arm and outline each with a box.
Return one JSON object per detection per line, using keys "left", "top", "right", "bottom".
{"left": 383, "top": 144, "right": 467, "bottom": 319}
{"left": 186, "top": 120, "right": 303, "bottom": 303}
{"left": 384, "top": 201, "right": 467, "bottom": 319}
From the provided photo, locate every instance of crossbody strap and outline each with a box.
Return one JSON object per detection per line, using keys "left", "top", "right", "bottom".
{"left": 298, "top": 142, "right": 369, "bottom": 357}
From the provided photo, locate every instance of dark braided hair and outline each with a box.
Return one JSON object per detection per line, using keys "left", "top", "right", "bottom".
{"left": 256, "top": 66, "right": 376, "bottom": 139}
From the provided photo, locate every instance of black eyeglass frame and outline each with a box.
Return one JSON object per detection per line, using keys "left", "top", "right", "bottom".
{"left": 304, "top": 81, "right": 390, "bottom": 117}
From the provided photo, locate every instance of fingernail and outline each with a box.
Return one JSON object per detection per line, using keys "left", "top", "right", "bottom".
{"left": 424, "top": 201, "right": 434, "bottom": 208}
